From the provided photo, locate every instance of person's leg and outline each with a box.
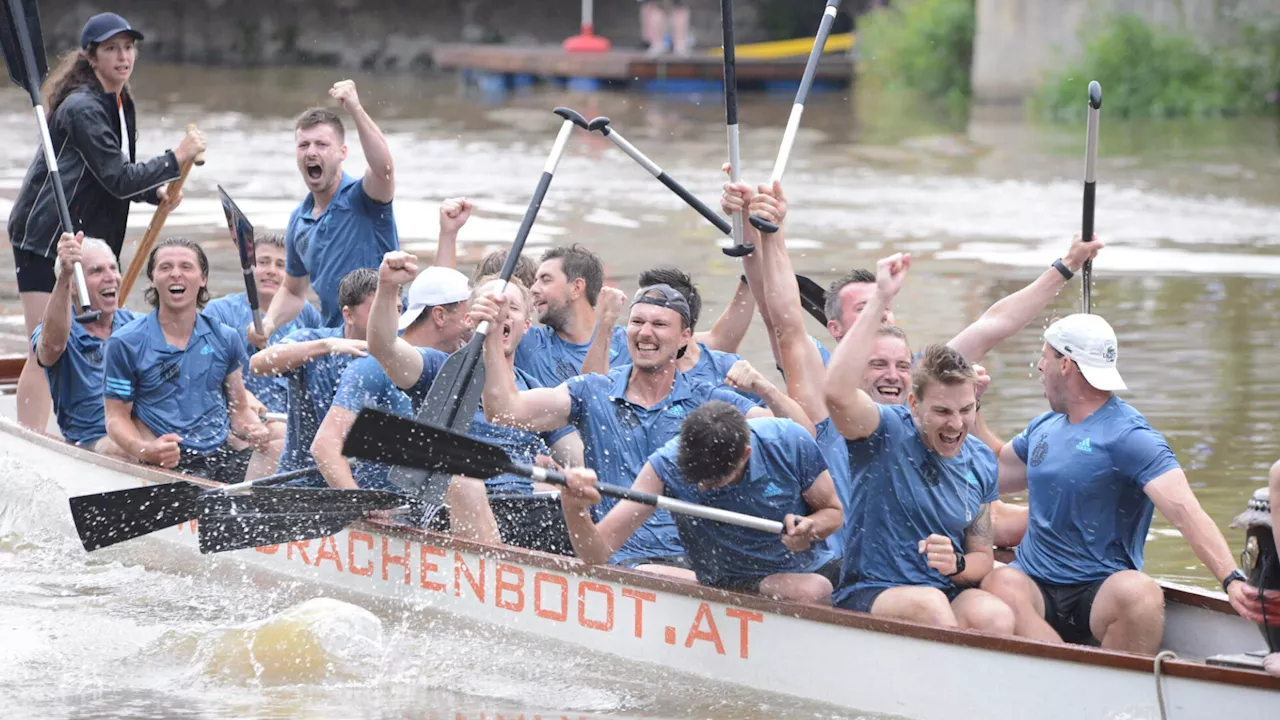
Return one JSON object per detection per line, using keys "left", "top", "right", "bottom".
{"left": 950, "top": 588, "right": 1016, "bottom": 636}
{"left": 17, "top": 290, "right": 53, "bottom": 432}
{"left": 640, "top": 0, "right": 667, "bottom": 55}
{"left": 981, "top": 566, "right": 1063, "bottom": 642}
{"left": 669, "top": 0, "right": 691, "bottom": 56}
{"left": 759, "top": 572, "right": 833, "bottom": 605}
{"left": 869, "top": 586, "right": 959, "bottom": 628}
{"left": 89, "top": 435, "right": 138, "bottom": 464}
{"left": 1088, "top": 570, "right": 1165, "bottom": 654}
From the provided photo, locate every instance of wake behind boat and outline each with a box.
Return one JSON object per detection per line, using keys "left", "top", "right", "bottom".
{"left": 2, "top": 355, "right": 1277, "bottom": 720}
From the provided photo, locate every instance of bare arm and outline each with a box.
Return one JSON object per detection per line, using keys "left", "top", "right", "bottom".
{"left": 548, "top": 431, "right": 585, "bottom": 469}
{"left": 35, "top": 271, "right": 75, "bottom": 370}
{"left": 724, "top": 360, "right": 815, "bottom": 437}
{"left": 824, "top": 289, "right": 892, "bottom": 441}
{"left": 435, "top": 197, "right": 472, "bottom": 269}
{"left": 480, "top": 303, "right": 573, "bottom": 432}
{"left": 251, "top": 337, "right": 366, "bottom": 377}
{"left": 368, "top": 256, "right": 425, "bottom": 389}
{"left": 105, "top": 398, "right": 181, "bottom": 468}
{"left": 695, "top": 277, "right": 755, "bottom": 353}
{"left": 224, "top": 371, "right": 270, "bottom": 451}
{"left": 954, "top": 503, "right": 996, "bottom": 585}
{"left": 561, "top": 464, "right": 662, "bottom": 564}
{"left": 331, "top": 81, "right": 395, "bottom": 204}
{"left": 261, "top": 274, "right": 309, "bottom": 340}
{"left": 1146, "top": 469, "right": 1240, "bottom": 585}
{"left": 972, "top": 410, "right": 1005, "bottom": 456}
{"left": 997, "top": 441, "right": 1029, "bottom": 494}
{"left": 992, "top": 500, "right": 1028, "bottom": 549}
{"left": 311, "top": 406, "right": 361, "bottom": 490}
{"left": 581, "top": 287, "right": 625, "bottom": 377}
{"left": 796, "top": 470, "right": 844, "bottom": 543}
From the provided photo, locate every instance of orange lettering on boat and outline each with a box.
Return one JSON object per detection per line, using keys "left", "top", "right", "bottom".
{"left": 454, "top": 553, "right": 485, "bottom": 601}
{"left": 621, "top": 588, "right": 656, "bottom": 638}
{"left": 495, "top": 564, "right": 525, "bottom": 612}
{"left": 420, "top": 545, "right": 446, "bottom": 592}
{"left": 382, "top": 537, "right": 411, "bottom": 585}
{"left": 577, "top": 582, "right": 614, "bottom": 632}
{"left": 533, "top": 572, "right": 569, "bottom": 621}
{"left": 287, "top": 539, "right": 312, "bottom": 564}
{"left": 254, "top": 543, "right": 280, "bottom": 555}
{"left": 724, "top": 608, "right": 763, "bottom": 660}
{"left": 684, "top": 603, "right": 725, "bottom": 655}
{"left": 314, "top": 535, "right": 343, "bottom": 571}
{"left": 348, "top": 531, "right": 374, "bottom": 577}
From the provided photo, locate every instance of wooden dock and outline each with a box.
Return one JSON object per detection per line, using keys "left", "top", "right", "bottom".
{"left": 430, "top": 43, "right": 853, "bottom": 90}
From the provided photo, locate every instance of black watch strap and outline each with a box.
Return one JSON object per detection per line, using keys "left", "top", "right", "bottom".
{"left": 1052, "top": 258, "right": 1074, "bottom": 280}
{"left": 946, "top": 549, "right": 967, "bottom": 577}
{"left": 1222, "top": 569, "right": 1246, "bottom": 593}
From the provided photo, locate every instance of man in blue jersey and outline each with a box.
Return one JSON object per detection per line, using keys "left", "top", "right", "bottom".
{"left": 634, "top": 266, "right": 754, "bottom": 389}
{"left": 31, "top": 232, "right": 137, "bottom": 459}
{"left": 103, "top": 238, "right": 270, "bottom": 481}
{"left": 517, "top": 244, "right": 630, "bottom": 386}
{"left": 822, "top": 253, "right": 1014, "bottom": 634}
{"left": 981, "top": 314, "right": 1252, "bottom": 652}
{"left": 394, "top": 263, "right": 473, "bottom": 354}
{"left": 561, "top": 401, "right": 842, "bottom": 603}
{"left": 205, "top": 233, "right": 324, "bottom": 472}
{"left": 249, "top": 268, "right": 377, "bottom": 483}
{"left": 255, "top": 79, "right": 397, "bottom": 337}
{"left": 481, "top": 282, "right": 811, "bottom": 577}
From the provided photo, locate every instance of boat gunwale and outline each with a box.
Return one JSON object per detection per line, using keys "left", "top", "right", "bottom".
{"left": 1, "top": 375, "right": 1277, "bottom": 693}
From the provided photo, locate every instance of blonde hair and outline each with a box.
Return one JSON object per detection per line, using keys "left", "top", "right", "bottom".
{"left": 911, "top": 344, "right": 977, "bottom": 400}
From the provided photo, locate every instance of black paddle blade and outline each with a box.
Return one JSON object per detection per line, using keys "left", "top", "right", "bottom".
{"left": 69, "top": 481, "right": 203, "bottom": 552}
{"left": 196, "top": 487, "right": 405, "bottom": 517}
{"left": 217, "top": 185, "right": 256, "bottom": 270}
{"left": 345, "top": 408, "right": 510, "bottom": 482}
{"left": 795, "top": 274, "right": 829, "bottom": 327}
{"left": 197, "top": 510, "right": 366, "bottom": 554}
{"left": 0, "top": 0, "right": 47, "bottom": 92}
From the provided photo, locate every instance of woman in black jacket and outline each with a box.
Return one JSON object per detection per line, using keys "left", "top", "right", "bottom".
{"left": 9, "top": 12, "right": 205, "bottom": 430}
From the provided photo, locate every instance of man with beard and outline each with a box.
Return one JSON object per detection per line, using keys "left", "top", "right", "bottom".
{"left": 981, "top": 315, "right": 1252, "bottom": 652}
{"left": 31, "top": 232, "right": 137, "bottom": 459}
{"left": 250, "top": 268, "right": 378, "bottom": 484}
{"left": 256, "top": 79, "right": 397, "bottom": 337}
{"left": 517, "top": 244, "right": 630, "bottom": 387}
{"left": 824, "top": 253, "right": 1014, "bottom": 635}
{"left": 482, "top": 282, "right": 811, "bottom": 576}
{"left": 103, "top": 238, "right": 270, "bottom": 481}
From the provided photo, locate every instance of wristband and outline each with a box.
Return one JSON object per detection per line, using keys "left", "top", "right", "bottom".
{"left": 1222, "top": 569, "right": 1246, "bottom": 594}
{"left": 1052, "top": 259, "right": 1074, "bottom": 280}
{"left": 946, "top": 550, "right": 967, "bottom": 577}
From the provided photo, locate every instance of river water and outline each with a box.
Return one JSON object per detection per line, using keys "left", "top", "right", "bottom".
{"left": 1, "top": 64, "right": 1278, "bottom": 718}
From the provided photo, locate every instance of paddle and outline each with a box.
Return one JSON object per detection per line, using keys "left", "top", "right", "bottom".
{"left": 749, "top": 0, "right": 843, "bottom": 235}
{"left": 719, "top": 0, "right": 753, "bottom": 258}
{"left": 119, "top": 129, "right": 205, "bottom": 302}
{"left": 1081, "top": 80, "right": 1102, "bottom": 314}
{"left": 69, "top": 465, "right": 319, "bottom": 552}
{"left": 0, "top": 0, "right": 96, "bottom": 322}
{"left": 197, "top": 509, "right": 370, "bottom": 555}
{"left": 344, "top": 408, "right": 787, "bottom": 535}
{"left": 585, "top": 116, "right": 732, "bottom": 236}
{"left": 796, "top": 274, "right": 828, "bottom": 326}
{"left": 216, "top": 185, "right": 264, "bottom": 336}
{"left": 384, "top": 107, "right": 584, "bottom": 523}
{"left": 196, "top": 486, "right": 404, "bottom": 517}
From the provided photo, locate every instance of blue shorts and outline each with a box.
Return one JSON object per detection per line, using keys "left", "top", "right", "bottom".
{"left": 837, "top": 583, "right": 966, "bottom": 614}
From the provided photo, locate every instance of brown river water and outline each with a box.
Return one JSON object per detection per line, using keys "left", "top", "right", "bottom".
{"left": 1, "top": 64, "right": 1279, "bottom": 718}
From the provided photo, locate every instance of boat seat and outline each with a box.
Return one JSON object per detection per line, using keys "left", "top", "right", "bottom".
{"left": 1205, "top": 650, "right": 1269, "bottom": 670}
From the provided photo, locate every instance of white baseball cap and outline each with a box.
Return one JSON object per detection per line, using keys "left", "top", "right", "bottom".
{"left": 1044, "top": 313, "right": 1127, "bottom": 392}
{"left": 398, "top": 266, "right": 471, "bottom": 330}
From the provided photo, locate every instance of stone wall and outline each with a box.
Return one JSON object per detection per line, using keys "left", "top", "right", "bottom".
{"left": 972, "top": 0, "right": 1275, "bottom": 103}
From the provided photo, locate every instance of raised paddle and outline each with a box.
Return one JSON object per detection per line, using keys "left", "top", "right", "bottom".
{"left": 69, "top": 465, "right": 319, "bottom": 551}
{"left": 1081, "top": 80, "right": 1102, "bottom": 314}
{"left": 1, "top": 0, "right": 96, "bottom": 322}
{"left": 384, "top": 107, "right": 585, "bottom": 523}
{"left": 586, "top": 116, "right": 732, "bottom": 236}
{"left": 344, "top": 408, "right": 786, "bottom": 535}
{"left": 749, "top": 0, "right": 843, "bottom": 235}
{"left": 118, "top": 126, "right": 205, "bottom": 302}
{"left": 719, "top": 0, "right": 753, "bottom": 258}
{"left": 216, "top": 185, "right": 264, "bottom": 336}
{"left": 795, "top": 274, "right": 828, "bottom": 327}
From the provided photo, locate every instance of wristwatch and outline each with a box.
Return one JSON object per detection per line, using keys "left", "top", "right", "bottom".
{"left": 947, "top": 551, "right": 967, "bottom": 577}
{"left": 1051, "top": 258, "right": 1074, "bottom": 280}
{"left": 1221, "top": 569, "right": 1247, "bottom": 594}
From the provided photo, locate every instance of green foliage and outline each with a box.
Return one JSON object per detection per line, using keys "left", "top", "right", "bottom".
{"left": 1037, "top": 14, "right": 1280, "bottom": 120}
{"left": 855, "top": 0, "right": 976, "bottom": 111}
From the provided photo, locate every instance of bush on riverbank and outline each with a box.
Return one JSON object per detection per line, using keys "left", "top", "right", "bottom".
{"left": 1037, "top": 14, "right": 1280, "bottom": 120}
{"left": 854, "top": 0, "right": 975, "bottom": 111}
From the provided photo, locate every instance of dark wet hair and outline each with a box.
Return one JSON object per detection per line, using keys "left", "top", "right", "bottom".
{"left": 338, "top": 267, "right": 379, "bottom": 310}
{"left": 677, "top": 401, "right": 751, "bottom": 487}
{"left": 294, "top": 107, "right": 345, "bottom": 142}
{"left": 475, "top": 250, "right": 537, "bottom": 288}
{"left": 144, "top": 237, "right": 210, "bottom": 309}
{"left": 540, "top": 244, "right": 604, "bottom": 306}
{"left": 637, "top": 266, "right": 702, "bottom": 330}
{"left": 825, "top": 268, "right": 876, "bottom": 327}
{"left": 911, "top": 344, "right": 977, "bottom": 401}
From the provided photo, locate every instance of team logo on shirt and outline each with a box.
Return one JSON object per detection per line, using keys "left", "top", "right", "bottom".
{"left": 555, "top": 361, "right": 578, "bottom": 381}
{"left": 762, "top": 482, "right": 786, "bottom": 498}
{"left": 84, "top": 348, "right": 103, "bottom": 365}
{"left": 665, "top": 404, "right": 686, "bottom": 419}
{"left": 1030, "top": 437, "right": 1049, "bottom": 467}
{"left": 159, "top": 361, "right": 181, "bottom": 383}
{"left": 1076, "top": 438, "right": 1093, "bottom": 453}
{"left": 613, "top": 403, "right": 641, "bottom": 429}
{"left": 200, "top": 343, "right": 215, "bottom": 356}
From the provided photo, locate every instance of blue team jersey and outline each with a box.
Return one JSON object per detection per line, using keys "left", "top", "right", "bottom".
{"left": 648, "top": 417, "right": 834, "bottom": 586}
{"left": 469, "top": 366, "right": 576, "bottom": 495}
{"left": 285, "top": 173, "right": 398, "bottom": 326}
{"left": 275, "top": 325, "right": 352, "bottom": 480}
{"left": 32, "top": 308, "right": 138, "bottom": 445}
{"left": 565, "top": 366, "right": 759, "bottom": 564}
{"left": 834, "top": 405, "right": 998, "bottom": 606}
{"left": 204, "top": 292, "right": 323, "bottom": 413}
{"left": 1011, "top": 396, "right": 1180, "bottom": 585}
{"left": 331, "top": 349, "right": 448, "bottom": 490}
{"left": 103, "top": 312, "right": 248, "bottom": 454}
{"left": 514, "top": 324, "right": 629, "bottom": 388}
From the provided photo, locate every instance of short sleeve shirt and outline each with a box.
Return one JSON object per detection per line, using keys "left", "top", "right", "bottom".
{"left": 514, "top": 324, "right": 629, "bottom": 388}
{"left": 32, "top": 308, "right": 138, "bottom": 445}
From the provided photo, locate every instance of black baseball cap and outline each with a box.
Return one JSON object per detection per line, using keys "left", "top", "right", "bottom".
{"left": 81, "top": 13, "right": 144, "bottom": 49}
{"left": 632, "top": 284, "right": 692, "bottom": 326}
